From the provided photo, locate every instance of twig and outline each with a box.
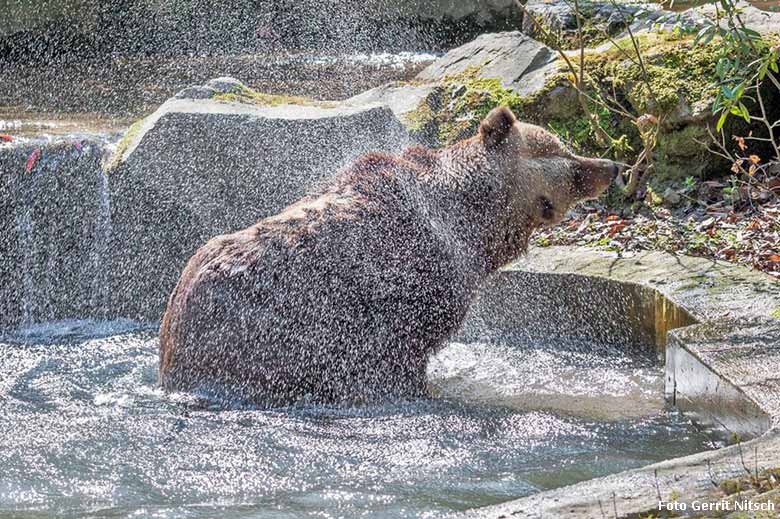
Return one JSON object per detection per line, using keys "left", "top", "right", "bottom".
{"left": 736, "top": 435, "right": 752, "bottom": 476}
{"left": 512, "top": 0, "right": 614, "bottom": 145}
{"left": 612, "top": 492, "right": 619, "bottom": 519}
{"left": 755, "top": 79, "right": 780, "bottom": 160}
{"left": 754, "top": 445, "right": 760, "bottom": 482}
{"left": 606, "top": 0, "right": 661, "bottom": 109}
{"left": 707, "top": 459, "right": 720, "bottom": 488}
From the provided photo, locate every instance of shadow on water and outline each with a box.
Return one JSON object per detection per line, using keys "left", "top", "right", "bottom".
{"left": 0, "top": 320, "right": 721, "bottom": 519}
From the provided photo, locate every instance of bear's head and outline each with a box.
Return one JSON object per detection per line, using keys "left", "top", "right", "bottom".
{"left": 478, "top": 106, "right": 619, "bottom": 225}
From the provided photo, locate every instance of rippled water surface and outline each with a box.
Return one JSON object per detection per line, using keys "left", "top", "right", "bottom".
{"left": 0, "top": 320, "right": 719, "bottom": 518}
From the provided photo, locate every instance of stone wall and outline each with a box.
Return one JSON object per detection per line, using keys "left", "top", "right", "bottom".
{"left": 0, "top": 140, "right": 110, "bottom": 329}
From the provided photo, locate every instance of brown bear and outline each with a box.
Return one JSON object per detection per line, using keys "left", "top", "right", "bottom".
{"left": 158, "top": 106, "right": 619, "bottom": 407}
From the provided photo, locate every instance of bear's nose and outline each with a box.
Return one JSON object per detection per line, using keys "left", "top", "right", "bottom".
{"left": 610, "top": 162, "right": 621, "bottom": 180}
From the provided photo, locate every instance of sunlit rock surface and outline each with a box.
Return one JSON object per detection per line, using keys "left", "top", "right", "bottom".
{"left": 351, "top": 32, "right": 561, "bottom": 123}
{"left": 519, "top": 0, "right": 779, "bottom": 41}
{"left": 693, "top": 1, "right": 780, "bottom": 34}
{"left": 107, "top": 80, "right": 411, "bottom": 320}
{"left": 348, "top": 83, "right": 439, "bottom": 120}
{"left": 416, "top": 31, "right": 558, "bottom": 97}
{"left": 460, "top": 246, "right": 780, "bottom": 519}
{"left": 520, "top": 0, "right": 706, "bottom": 39}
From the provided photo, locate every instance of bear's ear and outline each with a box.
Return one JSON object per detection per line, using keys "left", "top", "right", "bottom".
{"left": 478, "top": 106, "right": 517, "bottom": 149}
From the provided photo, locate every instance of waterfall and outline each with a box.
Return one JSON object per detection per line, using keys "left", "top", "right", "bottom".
{"left": 87, "top": 167, "right": 113, "bottom": 317}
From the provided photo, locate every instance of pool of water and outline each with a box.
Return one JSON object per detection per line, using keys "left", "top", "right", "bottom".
{"left": 0, "top": 320, "right": 719, "bottom": 519}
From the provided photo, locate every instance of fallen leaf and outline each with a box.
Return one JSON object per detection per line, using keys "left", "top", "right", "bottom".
{"left": 608, "top": 222, "right": 626, "bottom": 236}
{"left": 25, "top": 148, "right": 41, "bottom": 173}
{"left": 0, "top": 134, "right": 13, "bottom": 142}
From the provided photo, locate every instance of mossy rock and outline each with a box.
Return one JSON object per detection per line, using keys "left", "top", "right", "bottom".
{"left": 210, "top": 83, "right": 335, "bottom": 108}
{"left": 403, "top": 65, "right": 562, "bottom": 147}
{"left": 656, "top": 125, "right": 720, "bottom": 180}
{"left": 404, "top": 31, "right": 752, "bottom": 181}
{"left": 105, "top": 117, "right": 145, "bottom": 173}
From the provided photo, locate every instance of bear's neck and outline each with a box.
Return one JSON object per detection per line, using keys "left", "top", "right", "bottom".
{"left": 421, "top": 141, "right": 535, "bottom": 282}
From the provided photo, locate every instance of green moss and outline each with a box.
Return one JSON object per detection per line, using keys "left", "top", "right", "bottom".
{"left": 105, "top": 117, "right": 145, "bottom": 173}
{"left": 212, "top": 85, "right": 335, "bottom": 108}
{"left": 579, "top": 33, "right": 721, "bottom": 117}
{"left": 402, "top": 65, "right": 554, "bottom": 147}
{"left": 558, "top": 33, "right": 727, "bottom": 172}
{"left": 771, "top": 307, "right": 780, "bottom": 319}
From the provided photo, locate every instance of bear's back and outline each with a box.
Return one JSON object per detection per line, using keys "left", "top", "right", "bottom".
{"left": 159, "top": 152, "right": 475, "bottom": 405}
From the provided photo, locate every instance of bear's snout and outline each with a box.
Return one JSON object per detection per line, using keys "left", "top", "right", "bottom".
{"left": 574, "top": 157, "right": 619, "bottom": 199}
{"left": 610, "top": 161, "right": 621, "bottom": 180}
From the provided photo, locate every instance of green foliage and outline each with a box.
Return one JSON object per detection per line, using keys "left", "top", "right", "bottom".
{"left": 693, "top": 0, "right": 778, "bottom": 138}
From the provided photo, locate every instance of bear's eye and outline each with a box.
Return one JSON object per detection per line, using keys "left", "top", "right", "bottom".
{"left": 539, "top": 196, "right": 555, "bottom": 220}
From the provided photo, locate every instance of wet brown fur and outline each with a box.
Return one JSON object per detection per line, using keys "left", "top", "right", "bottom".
{"left": 159, "top": 107, "right": 617, "bottom": 407}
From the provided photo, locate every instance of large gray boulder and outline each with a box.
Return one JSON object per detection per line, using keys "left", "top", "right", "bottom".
{"left": 416, "top": 31, "right": 559, "bottom": 97}
{"left": 108, "top": 79, "right": 411, "bottom": 321}
{"left": 347, "top": 32, "right": 571, "bottom": 148}
{"left": 348, "top": 32, "right": 564, "bottom": 131}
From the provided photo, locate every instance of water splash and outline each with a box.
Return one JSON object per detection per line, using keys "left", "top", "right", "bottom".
{"left": 16, "top": 198, "right": 37, "bottom": 328}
